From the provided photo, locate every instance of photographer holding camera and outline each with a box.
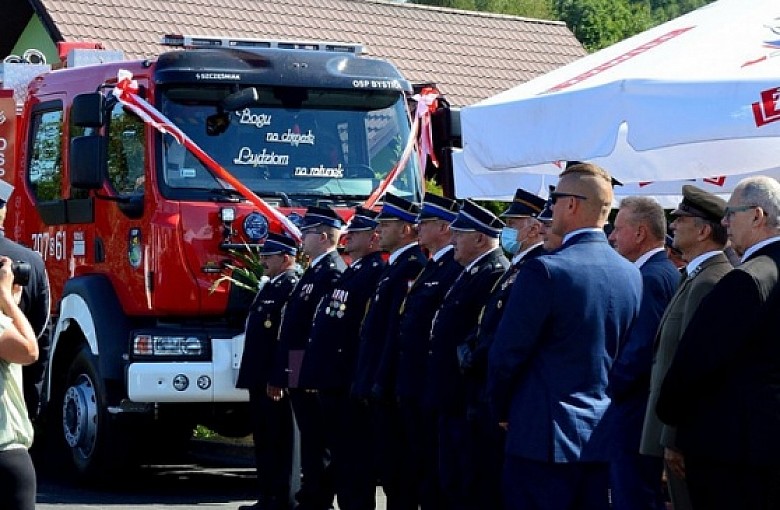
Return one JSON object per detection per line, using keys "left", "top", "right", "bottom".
{"left": 0, "top": 182, "right": 50, "bottom": 422}
{"left": 0, "top": 253, "right": 40, "bottom": 510}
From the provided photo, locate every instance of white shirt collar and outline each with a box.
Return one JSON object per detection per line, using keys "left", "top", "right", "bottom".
{"left": 388, "top": 241, "right": 419, "bottom": 265}
{"left": 464, "top": 248, "right": 493, "bottom": 272}
{"left": 563, "top": 227, "right": 603, "bottom": 245}
{"left": 309, "top": 248, "right": 336, "bottom": 268}
{"left": 512, "top": 242, "right": 543, "bottom": 265}
{"left": 634, "top": 247, "right": 665, "bottom": 268}
{"left": 432, "top": 244, "right": 453, "bottom": 262}
{"left": 741, "top": 236, "right": 780, "bottom": 263}
{"left": 686, "top": 250, "right": 722, "bottom": 276}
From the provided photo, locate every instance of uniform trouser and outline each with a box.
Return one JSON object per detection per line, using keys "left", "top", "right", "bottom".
{"left": 248, "top": 389, "right": 294, "bottom": 505}
{"left": 609, "top": 448, "right": 665, "bottom": 510}
{"left": 319, "top": 389, "right": 376, "bottom": 510}
{"left": 0, "top": 448, "right": 36, "bottom": 510}
{"left": 685, "top": 456, "right": 780, "bottom": 510}
{"left": 398, "top": 400, "right": 445, "bottom": 510}
{"left": 289, "top": 388, "right": 334, "bottom": 509}
{"left": 502, "top": 456, "right": 610, "bottom": 510}
{"left": 438, "top": 413, "right": 478, "bottom": 510}
{"left": 470, "top": 402, "right": 505, "bottom": 510}
{"left": 371, "top": 399, "right": 412, "bottom": 510}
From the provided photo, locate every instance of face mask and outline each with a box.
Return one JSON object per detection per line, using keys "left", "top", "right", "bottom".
{"left": 500, "top": 227, "right": 520, "bottom": 254}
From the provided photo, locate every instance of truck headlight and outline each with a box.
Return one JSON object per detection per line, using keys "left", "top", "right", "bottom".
{"left": 132, "top": 335, "right": 207, "bottom": 358}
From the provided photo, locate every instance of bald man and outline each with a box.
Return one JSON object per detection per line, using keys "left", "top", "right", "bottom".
{"left": 488, "top": 163, "right": 642, "bottom": 510}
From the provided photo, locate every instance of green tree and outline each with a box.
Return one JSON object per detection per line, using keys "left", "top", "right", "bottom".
{"left": 555, "top": 0, "right": 654, "bottom": 51}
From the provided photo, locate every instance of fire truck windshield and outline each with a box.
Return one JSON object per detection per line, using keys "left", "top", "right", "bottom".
{"left": 158, "top": 86, "right": 422, "bottom": 207}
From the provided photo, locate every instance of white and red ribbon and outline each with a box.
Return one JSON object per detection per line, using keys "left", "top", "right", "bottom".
{"left": 414, "top": 87, "right": 439, "bottom": 170}
{"left": 113, "top": 70, "right": 302, "bottom": 243}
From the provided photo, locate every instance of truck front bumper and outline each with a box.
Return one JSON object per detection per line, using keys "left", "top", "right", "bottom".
{"left": 127, "top": 335, "right": 249, "bottom": 402}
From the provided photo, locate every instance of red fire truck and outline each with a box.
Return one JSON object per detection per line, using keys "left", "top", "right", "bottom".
{"left": 0, "top": 35, "right": 435, "bottom": 477}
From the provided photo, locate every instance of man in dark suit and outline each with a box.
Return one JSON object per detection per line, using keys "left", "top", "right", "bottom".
{"left": 353, "top": 193, "right": 426, "bottom": 510}
{"left": 299, "top": 206, "right": 385, "bottom": 510}
{"left": 605, "top": 196, "right": 679, "bottom": 510}
{"left": 237, "top": 233, "right": 300, "bottom": 510}
{"left": 269, "top": 206, "right": 346, "bottom": 510}
{"left": 0, "top": 181, "right": 50, "bottom": 421}
{"left": 657, "top": 175, "right": 780, "bottom": 510}
{"left": 395, "top": 193, "right": 461, "bottom": 510}
{"left": 456, "top": 188, "right": 545, "bottom": 509}
{"left": 488, "top": 163, "right": 642, "bottom": 510}
{"left": 640, "top": 185, "right": 731, "bottom": 510}
{"left": 427, "top": 199, "right": 509, "bottom": 510}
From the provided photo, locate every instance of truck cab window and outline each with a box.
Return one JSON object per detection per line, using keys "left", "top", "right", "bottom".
{"left": 107, "top": 104, "right": 146, "bottom": 195}
{"left": 28, "top": 108, "right": 64, "bottom": 201}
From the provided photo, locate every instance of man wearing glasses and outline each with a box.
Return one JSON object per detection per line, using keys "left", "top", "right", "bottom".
{"left": 657, "top": 175, "right": 780, "bottom": 510}
{"left": 488, "top": 162, "right": 642, "bottom": 510}
{"left": 640, "top": 184, "right": 731, "bottom": 510}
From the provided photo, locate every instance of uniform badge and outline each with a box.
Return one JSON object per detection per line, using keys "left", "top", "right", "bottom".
{"left": 470, "top": 266, "right": 478, "bottom": 275}
{"left": 264, "top": 319, "right": 273, "bottom": 328}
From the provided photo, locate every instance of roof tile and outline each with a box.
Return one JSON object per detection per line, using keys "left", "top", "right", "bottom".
{"left": 37, "top": 0, "right": 586, "bottom": 106}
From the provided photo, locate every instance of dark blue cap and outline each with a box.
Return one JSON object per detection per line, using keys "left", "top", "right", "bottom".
{"left": 346, "top": 206, "right": 379, "bottom": 232}
{"left": 260, "top": 232, "right": 298, "bottom": 256}
{"left": 418, "top": 192, "right": 459, "bottom": 222}
{"left": 537, "top": 185, "right": 555, "bottom": 222}
{"left": 501, "top": 188, "right": 546, "bottom": 218}
{"left": 376, "top": 193, "right": 420, "bottom": 223}
{"left": 450, "top": 199, "right": 505, "bottom": 238}
{"left": 300, "top": 205, "right": 344, "bottom": 230}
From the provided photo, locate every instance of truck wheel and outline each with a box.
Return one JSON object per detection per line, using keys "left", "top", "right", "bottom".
{"left": 60, "top": 347, "right": 123, "bottom": 477}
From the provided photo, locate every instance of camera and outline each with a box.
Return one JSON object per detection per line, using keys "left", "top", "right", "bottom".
{"left": 4, "top": 261, "right": 31, "bottom": 286}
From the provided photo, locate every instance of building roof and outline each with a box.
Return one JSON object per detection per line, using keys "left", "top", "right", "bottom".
{"left": 21, "top": 0, "right": 586, "bottom": 107}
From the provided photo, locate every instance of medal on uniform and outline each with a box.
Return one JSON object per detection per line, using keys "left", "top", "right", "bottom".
{"left": 264, "top": 319, "right": 272, "bottom": 328}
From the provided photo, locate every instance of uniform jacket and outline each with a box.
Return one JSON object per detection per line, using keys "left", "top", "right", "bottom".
{"left": 352, "top": 243, "right": 426, "bottom": 399}
{"left": 425, "top": 247, "right": 509, "bottom": 414}
{"left": 270, "top": 251, "right": 345, "bottom": 388}
{"left": 236, "top": 269, "right": 299, "bottom": 391}
{"left": 603, "top": 250, "right": 678, "bottom": 455}
{"left": 395, "top": 248, "right": 462, "bottom": 402}
{"left": 299, "top": 251, "right": 385, "bottom": 390}
{"left": 488, "top": 230, "right": 642, "bottom": 463}
{"left": 657, "top": 240, "right": 780, "bottom": 465}
{"left": 466, "top": 244, "right": 545, "bottom": 381}
{"left": 639, "top": 252, "right": 732, "bottom": 456}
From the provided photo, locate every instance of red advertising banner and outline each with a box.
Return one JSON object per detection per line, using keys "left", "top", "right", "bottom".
{"left": 0, "top": 90, "right": 16, "bottom": 189}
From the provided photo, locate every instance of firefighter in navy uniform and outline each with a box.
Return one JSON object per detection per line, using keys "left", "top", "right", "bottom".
{"left": 298, "top": 206, "right": 385, "bottom": 510}
{"left": 425, "top": 199, "right": 509, "bottom": 510}
{"left": 0, "top": 181, "right": 51, "bottom": 422}
{"left": 269, "top": 206, "right": 346, "bottom": 510}
{"left": 457, "top": 188, "right": 546, "bottom": 510}
{"left": 395, "top": 193, "right": 461, "bottom": 510}
{"left": 352, "top": 193, "right": 426, "bottom": 510}
{"left": 237, "top": 233, "right": 300, "bottom": 510}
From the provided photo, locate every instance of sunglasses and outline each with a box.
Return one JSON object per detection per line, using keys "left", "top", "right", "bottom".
{"left": 550, "top": 192, "right": 588, "bottom": 205}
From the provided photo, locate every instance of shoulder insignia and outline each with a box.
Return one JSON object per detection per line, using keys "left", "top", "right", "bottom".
{"left": 470, "top": 266, "right": 478, "bottom": 275}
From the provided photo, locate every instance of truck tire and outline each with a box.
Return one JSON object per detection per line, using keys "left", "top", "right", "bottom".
{"left": 60, "top": 346, "right": 127, "bottom": 478}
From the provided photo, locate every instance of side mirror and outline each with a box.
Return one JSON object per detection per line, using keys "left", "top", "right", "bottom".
{"left": 70, "top": 135, "right": 105, "bottom": 189}
{"left": 71, "top": 93, "right": 105, "bottom": 128}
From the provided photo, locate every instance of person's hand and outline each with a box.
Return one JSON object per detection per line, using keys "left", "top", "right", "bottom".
{"left": 266, "top": 384, "right": 285, "bottom": 401}
{"left": 498, "top": 421, "right": 509, "bottom": 431}
{"left": 0, "top": 257, "right": 15, "bottom": 312}
{"left": 664, "top": 447, "right": 686, "bottom": 479}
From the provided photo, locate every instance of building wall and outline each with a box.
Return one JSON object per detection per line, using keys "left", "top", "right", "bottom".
{"left": 10, "top": 15, "right": 57, "bottom": 65}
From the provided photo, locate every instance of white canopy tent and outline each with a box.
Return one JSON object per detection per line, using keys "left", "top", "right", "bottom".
{"left": 455, "top": 0, "right": 780, "bottom": 202}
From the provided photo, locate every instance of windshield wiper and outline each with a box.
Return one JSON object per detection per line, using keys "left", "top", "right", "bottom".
{"left": 207, "top": 188, "right": 245, "bottom": 202}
